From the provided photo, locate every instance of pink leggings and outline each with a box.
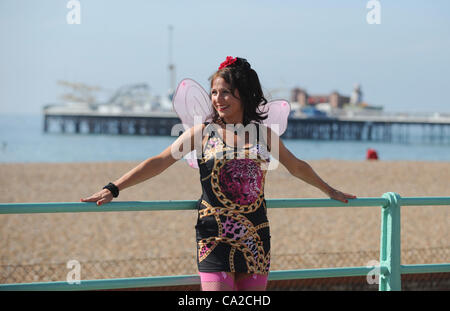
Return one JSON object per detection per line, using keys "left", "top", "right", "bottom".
{"left": 199, "top": 272, "right": 268, "bottom": 291}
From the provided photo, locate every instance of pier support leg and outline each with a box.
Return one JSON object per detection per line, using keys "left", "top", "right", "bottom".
{"left": 44, "top": 116, "right": 49, "bottom": 133}
{"left": 75, "top": 120, "right": 80, "bottom": 134}
{"left": 60, "top": 120, "right": 66, "bottom": 133}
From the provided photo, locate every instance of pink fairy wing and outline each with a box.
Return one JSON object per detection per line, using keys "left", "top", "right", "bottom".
{"left": 172, "top": 79, "right": 213, "bottom": 169}
{"left": 185, "top": 155, "right": 199, "bottom": 169}
{"left": 172, "top": 78, "right": 213, "bottom": 129}
{"left": 260, "top": 100, "right": 291, "bottom": 135}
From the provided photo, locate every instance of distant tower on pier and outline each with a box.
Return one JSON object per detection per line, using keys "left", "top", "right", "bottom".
{"left": 350, "top": 83, "right": 363, "bottom": 105}
{"left": 168, "top": 25, "right": 176, "bottom": 100}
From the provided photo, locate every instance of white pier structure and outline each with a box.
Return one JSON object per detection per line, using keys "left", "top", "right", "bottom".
{"left": 43, "top": 107, "right": 450, "bottom": 144}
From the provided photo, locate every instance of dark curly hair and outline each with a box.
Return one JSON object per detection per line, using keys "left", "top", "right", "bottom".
{"left": 209, "top": 57, "right": 268, "bottom": 126}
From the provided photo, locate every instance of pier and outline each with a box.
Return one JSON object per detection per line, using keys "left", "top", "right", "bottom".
{"left": 43, "top": 111, "right": 450, "bottom": 144}
{"left": 43, "top": 112, "right": 181, "bottom": 136}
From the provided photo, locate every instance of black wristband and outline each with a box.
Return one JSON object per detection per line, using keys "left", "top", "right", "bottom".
{"left": 103, "top": 182, "right": 119, "bottom": 198}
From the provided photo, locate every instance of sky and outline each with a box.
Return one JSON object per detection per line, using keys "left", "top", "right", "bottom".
{"left": 1, "top": 0, "right": 450, "bottom": 115}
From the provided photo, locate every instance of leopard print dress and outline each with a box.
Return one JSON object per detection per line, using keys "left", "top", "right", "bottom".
{"left": 195, "top": 122, "right": 271, "bottom": 275}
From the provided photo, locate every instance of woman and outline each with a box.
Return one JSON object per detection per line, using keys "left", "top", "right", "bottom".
{"left": 81, "top": 57, "right": 356, "bottom": 291}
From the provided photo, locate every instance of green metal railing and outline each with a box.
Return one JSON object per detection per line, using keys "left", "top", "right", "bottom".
{"left": 0, "top": 192, "right": 449, "bottom": 291}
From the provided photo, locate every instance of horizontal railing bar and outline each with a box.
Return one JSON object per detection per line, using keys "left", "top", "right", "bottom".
{"left": 267, "top": 266, "right": 374, "bottom": 280}
{"left": 1, "top": 197, "right": 448, "bottom": 215}
{"left": 266, "top": 198, "right": 388, "bottom": 208}
{"left": 401, "top": 264, "right": 450, "bottom": 274}
{"left": 0, "top": 266, "right": 375, "bottom": 291}
{"left": 0, "top": 274, "right": 200, "bottom": 291}
{"left": 400, "top": 197, "right": 450, "bottom": 206}
{"left": 0, "top": 198, "right": 391, "bottom": 215}
{"left": 2, "top": 263, "right": 448, "bottom": 291}
{"left": 0, "top": 201, "right": 197, "bottom": 214}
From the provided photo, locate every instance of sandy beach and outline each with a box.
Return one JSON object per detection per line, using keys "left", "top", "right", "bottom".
{"left": 1, "top": 159, "right": 449, "bottom": 282}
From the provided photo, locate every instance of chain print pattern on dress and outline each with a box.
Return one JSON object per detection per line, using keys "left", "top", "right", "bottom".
{"left": 196, "top": 124, "right": 271, "bottom": 274}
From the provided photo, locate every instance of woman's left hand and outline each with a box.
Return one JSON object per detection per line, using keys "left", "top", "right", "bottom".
{"left": 327, "top": 188, "right": 357, "bottom": 204}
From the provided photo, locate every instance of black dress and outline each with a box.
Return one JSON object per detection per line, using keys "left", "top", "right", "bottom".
{"left": 195, "top": 122, "right": 271, "bottom": 275}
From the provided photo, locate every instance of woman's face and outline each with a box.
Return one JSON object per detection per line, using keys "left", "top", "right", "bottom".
{"left": 211, "top": 77, "right": 244, "bottom": 124}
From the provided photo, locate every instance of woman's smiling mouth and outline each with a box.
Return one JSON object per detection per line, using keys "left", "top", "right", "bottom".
{"left": 217, "top": 105, "right": 229, "bottom": 112}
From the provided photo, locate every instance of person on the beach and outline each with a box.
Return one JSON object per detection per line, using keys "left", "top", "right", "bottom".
{"left": 81, "top": 57, "right": 356, "bottom": 291}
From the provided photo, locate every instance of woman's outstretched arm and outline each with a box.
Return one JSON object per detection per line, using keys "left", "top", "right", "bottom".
{"left": 264, "top": 125, "right": 356, "bottom": 203}
{"left": 81, "top": 124, "right": 205, "bottom": 205}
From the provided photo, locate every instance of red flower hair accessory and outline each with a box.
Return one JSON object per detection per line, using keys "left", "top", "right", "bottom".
{"left": 218, "top": 56, "right": 237, "bottom": 70}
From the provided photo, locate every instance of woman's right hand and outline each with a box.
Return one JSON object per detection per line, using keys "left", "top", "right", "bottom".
{"left": 80, "top": 189, "right": 114, "bottom": 206}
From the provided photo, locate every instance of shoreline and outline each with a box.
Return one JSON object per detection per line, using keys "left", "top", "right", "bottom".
{"left": 1, "top": 158, "right": 450, "bottom": 165}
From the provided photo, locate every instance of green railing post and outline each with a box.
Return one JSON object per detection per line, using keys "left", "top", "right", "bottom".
{"left": 379, "top": 192, "right": 402, "bottom": 291}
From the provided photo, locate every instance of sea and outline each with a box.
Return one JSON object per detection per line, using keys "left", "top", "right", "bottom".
{"left": 0, "top": 114, "right": 449, "bottom": 163}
